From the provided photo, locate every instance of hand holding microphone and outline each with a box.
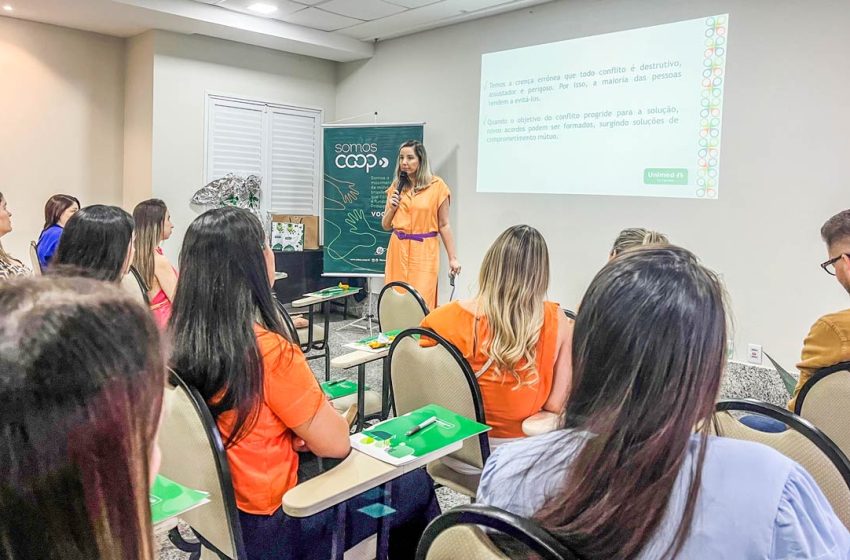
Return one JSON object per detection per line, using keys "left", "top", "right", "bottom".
{"left": 389, "top": 171, "right": 408, "bottom": 209}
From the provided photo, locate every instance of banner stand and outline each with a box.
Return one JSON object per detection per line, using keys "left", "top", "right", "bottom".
{"left": 322, "top": 123, "right": 425, "bottom": 334}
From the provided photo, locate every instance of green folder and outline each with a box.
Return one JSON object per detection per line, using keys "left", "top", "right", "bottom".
{"left": 350, "top": 404, "right": 490, "bottom": 466}
{"left": 321, "top": 379, "right": 366, "bottom": 399}
{"left": 764, "top": 352, "right": 798, "bottom": 396}
{"left": 150, "top": 474, "right": 210, "bottom": 525}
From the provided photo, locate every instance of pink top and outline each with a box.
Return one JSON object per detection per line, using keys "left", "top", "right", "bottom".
{"left": 149, "top": 247, "right": 177, "bottom": 330}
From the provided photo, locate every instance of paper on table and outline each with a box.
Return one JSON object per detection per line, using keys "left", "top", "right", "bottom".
{"left": 345, "top": 329, "right": 407, "bottom": 353}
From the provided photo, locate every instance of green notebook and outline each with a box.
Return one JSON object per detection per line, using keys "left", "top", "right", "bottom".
{"left": 350, "top": 404, "right": 490, "bottom": 466}
{"left": 321, "top": 379, "right": 366, "bottom": 399}
{"left": 150, "top": 474, "right": 210, "bottom": 525}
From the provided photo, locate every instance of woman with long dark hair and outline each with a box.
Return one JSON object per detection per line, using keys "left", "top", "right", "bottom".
{"left": 133, "top": 198, "right": 177, "bottom": 328}
{"left": 0, "top": 276, "right": 166, "bottom": 559}
{"left": 52, "top": 204, "right": 135, "bottom": 282}
{"left": 35, "top": 193, "right": 80, "bottom": 268}
{"left": 477, "top": 246, "right": 849, "bottom": 559}
{"left": 169, "top": 207, "right": 438, "bottom": 560}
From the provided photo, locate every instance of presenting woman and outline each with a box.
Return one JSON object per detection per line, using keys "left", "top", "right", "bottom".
{"left": 382, "top": 140, "right": 460, "bottom": 308}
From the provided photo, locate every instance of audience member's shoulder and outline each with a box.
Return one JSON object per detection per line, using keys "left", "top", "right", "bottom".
{"left": 815, "top": 308, "right": 850, "bottom": 330}
{"left": 703, "top": 435, "right": 797, "bottom": 482}
{"left": 423, "top": 300, "right": 462, "bottom": 322}
{"left": 254, "top": 324, "right": 299, "bottom": 355}
{"left": 484, "top": 430, "right": 584, "bottom": 482}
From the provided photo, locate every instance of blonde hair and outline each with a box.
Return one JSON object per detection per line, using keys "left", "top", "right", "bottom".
{"left": 476, "top": 225, "right": 549, "bottom": 386}
{"left": 132, "top": 199, "right": 167, "bottom": 289}
{"left": 610, "top": 227, "right": 669, "bottom": 257}
{"left": 392, "top": 140, "right": 433, "bottom": 191}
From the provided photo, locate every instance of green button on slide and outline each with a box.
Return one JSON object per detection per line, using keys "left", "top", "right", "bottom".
{"left": 644, "top": 168, "right": 688, "bottom": 185}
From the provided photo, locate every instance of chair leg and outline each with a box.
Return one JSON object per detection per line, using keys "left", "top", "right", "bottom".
{"left": 168, "top": 527, "right": 201, "bottom": 559}
{"left": 324, "top": 350, "right": 330, "bottom": 381}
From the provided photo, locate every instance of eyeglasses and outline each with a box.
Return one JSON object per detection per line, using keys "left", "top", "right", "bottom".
{"left": 820, "top": 254, "right": 849, "bottom": 276}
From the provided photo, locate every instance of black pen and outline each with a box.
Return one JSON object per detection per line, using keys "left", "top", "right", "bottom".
{"left": 325, "top": 379, "right": 348, "bottom": 386}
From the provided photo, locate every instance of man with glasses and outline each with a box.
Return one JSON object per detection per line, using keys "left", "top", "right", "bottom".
{"left": 787, "top": 209, "right": 850, "bottom": 411}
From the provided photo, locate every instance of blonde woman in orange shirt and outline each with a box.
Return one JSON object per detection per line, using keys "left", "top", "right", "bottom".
{"left": 421, "top": 225, "right": 573, "bottom": 452}
{"left": 382, "top": 140, "right": 460, "bottom": 308}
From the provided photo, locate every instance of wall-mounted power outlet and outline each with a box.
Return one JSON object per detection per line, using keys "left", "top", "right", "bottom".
{"left": 747, "top": 343, "right": 763, "bottom": 365}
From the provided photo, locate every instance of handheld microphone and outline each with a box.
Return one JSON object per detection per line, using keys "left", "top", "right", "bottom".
{"left": 396, "top": 171, "right": 408, "bottom": 194}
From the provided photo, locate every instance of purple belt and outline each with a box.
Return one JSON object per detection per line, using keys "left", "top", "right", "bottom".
{"left": 394, "top": 230, "right": 438, "bottom": 242}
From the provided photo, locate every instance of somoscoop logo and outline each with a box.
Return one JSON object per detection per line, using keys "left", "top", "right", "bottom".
{"left": 335, "top": 153, "right": 390, "bottom": 173}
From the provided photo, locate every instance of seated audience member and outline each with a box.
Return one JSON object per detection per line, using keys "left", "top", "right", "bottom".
{"left": 788, "top": 209, "right": 850, "bottom": 411}
{"left": 169, "top": 207, "right": 438, "bottom": 560}
{"left": 609, "top": 227, "right": 669, "bottom": 259}
{"left": 0, "top": 191, "right": 30, "bottom": 279}
{"left": 0, "top": 276, "right": 166, "bottom": 559}
{"left": 35, "top": 194, "right": 80, "bottom": 269}
{"left": 477, "top": 246, "right": 850, "bottom": 559}
{"left": 51, "top": 205, "right": 135, "bottom": 282}
{"left": 133, "top": 199, "right": 178, "bottom": 329}
{"left": 421, "top": 225, "right": 572, "bottom": 447}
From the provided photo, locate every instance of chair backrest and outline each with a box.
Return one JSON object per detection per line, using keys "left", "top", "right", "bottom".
{"left": 159, "top": 372, "right": 246, "bottom": 559}
{"left": 378, "top": 281, "right": 429, "bottom": 332}
{"left": 795, "top": 361, "right": 850, "bottom": 459}
{"left": 388, "top": 328, "right": 490, "bottom": 469}
{"left": 120, "top": 265, "right": 150, "bottom": 305}
{"left": 29, "top": 241, "right": 42, "bottom": 276}
{"left": 712, "top": 398, "right": 850, "bottom": 528}
{"left": 416, "top": 503, "right": 577, "bottom": 560}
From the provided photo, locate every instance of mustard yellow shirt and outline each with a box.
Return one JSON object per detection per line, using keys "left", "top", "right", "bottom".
{"left": 788, "top": 308, "right": 850, "bottom": 411}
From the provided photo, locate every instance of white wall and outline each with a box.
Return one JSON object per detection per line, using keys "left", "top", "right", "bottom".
{"left": 123, "top": 31, "right": 155, "bottom": 209}
{"left": 336, "top": 0, "right": 850, "bottom": 367}
{"left": 149, "top": 31, "right": 337, "bottom": 261}
{"left": 0, "top": 16, "right": 125, "bottom": 261}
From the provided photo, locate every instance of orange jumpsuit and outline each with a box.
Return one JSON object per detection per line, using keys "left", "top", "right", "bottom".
{"left": 384, "top": 177, "right": 451, "bottom": 309}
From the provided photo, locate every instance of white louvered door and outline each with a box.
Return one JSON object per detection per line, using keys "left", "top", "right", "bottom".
{"left": 206, "top": 98, "right": 265, "bottom": 180}
{"left": 268, "top": 108, "right": 320, "bottom": 215}
{"left": 206, "top": 94, "right": 322, "bottom": 218}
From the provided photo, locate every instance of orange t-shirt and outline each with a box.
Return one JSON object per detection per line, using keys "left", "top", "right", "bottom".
{"left": 420, "top": 301, "right": 560, "bottom": 438}
{"left": 216, "top": 325, "right": 325, "bottom": 515}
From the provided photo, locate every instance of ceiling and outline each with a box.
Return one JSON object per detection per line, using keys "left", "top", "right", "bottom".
{"left": 0, "top": 0, "right": 554, "bottom": 61}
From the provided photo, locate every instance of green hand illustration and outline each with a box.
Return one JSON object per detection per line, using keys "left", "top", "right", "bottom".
{"left": 324, "top": 174, "right": 359, "bottom": 209}
{"left": 345, "top": 209, "right": 382, "bottom": 236}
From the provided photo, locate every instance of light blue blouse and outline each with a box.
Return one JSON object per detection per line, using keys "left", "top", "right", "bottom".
{"left": 477, "top": 430, "right": 850, "bottom": 559}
